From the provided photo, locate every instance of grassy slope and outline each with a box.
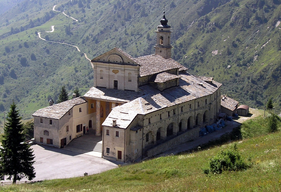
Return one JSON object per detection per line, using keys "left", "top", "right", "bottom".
{"left": 2, "top": 116, "right": 281, "bottom": 191}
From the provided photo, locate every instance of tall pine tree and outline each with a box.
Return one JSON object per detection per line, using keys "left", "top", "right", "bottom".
{"left": 57, "top": 86, "right": 68, "bottom": 103}
{"left": 0, "top": 103, "right": 35, "bottom": 183}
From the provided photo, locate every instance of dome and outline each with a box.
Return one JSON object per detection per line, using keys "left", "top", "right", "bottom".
{"left": 160, "top": 12, "right": 170, "bottom": 28}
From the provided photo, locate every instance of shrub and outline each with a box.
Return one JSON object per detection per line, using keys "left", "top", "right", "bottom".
{"left": 204, "top": 144, "right": 250, "bottom": 174}
{"left": 268, "top": 113, "right": 278, "bottom": 132}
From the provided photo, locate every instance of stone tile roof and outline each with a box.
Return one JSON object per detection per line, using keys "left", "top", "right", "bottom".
{"left": 134, "top": 54, "right": 184, "bottom": 77}
{"left": 199, "top": 76, "right": 214, "bottom": 83}
{"left": 103, "top": 73, "right": 222, "bottom": 129}
{"left": 154, "top": 72, "right": 179, "bottom": 83}
{"left": 83, "top": 87, "right": 144, "bottom": 103}
{"left": 237, "top": 105, "right": 249, "bottom": 110}
{"left": 32, "top": 97, "right": 86, "bottom": 119}
{"left": 221, "top": 96, "right": 239, "bottom": 111}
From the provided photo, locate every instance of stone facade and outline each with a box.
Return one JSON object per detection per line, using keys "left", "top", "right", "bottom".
{"left": 33, "top": 13, "right": 222, "bottom": 163}
{"left": 33, "top": 98, "right": 91, "bottom": 148}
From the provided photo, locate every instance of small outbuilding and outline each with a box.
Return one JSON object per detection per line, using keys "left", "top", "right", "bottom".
{"left": 237, "top": 105, "right": 249, "bottom": 116}
{"left": 220, "top": 95, "right": 239, "bottom": 116}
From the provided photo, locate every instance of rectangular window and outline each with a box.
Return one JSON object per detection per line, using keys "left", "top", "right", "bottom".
{"left": 68, "top": 111, "right": 71, "bottom": 115}
{"left": 146, "top": 133, "right": 149, "bottom": 142}
{"left": 160, "top": 114, "right": 162, "bottom": 120}
{"left": 173, "top": 109, "right": 176, "bottom": 115}
{"left": 168, "top": 111, "right": 170, "bottom": 117}
{"left": 40, "top": 137, "right": 43, "bottom": 143}
{"left": 205, "top": 99, "right": 208, "bottom": 105}
{"left": 181, "top": 106, "right": 183, "bottom": 112}
{"left": 79, "top": 108, "right": 82, "bottom": 112}
{"left": 148, "top": 118, "right": 151, "bottom": 124}
{"left": 106, "top": 148, "right": 110, "bottom": 153}
{"left": 106, "top": 129, "right": 109, "bottom": 136}
{"left": 69, "top": 136, "right": 72, "bottom": 141}
{"left": 66, "top": 126, "right": 69, "bottom": 132}
{"left": 49, "top": 119, "right": 52, "bottom": 125}
{"left": 76, "top": 124, "right": 82, "bottom": 133}
{"left": 91, "top": 103, "right": 94, "bottom": 108}
{"left": 40, "top": 118, "right": 43, "bottom": 123}
{"left": 116, "top": 131, "right": 119, "bottom": 137}
{"left": 189, "top": 104, "right": 192, "bottom": 109}
{"left": 198, "top": 102, "right": 200, "bottom": 107}
{"left": 47, "top": 139, "right": 53, "bottom": 145}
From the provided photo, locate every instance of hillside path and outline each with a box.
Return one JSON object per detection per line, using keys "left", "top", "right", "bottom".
{"left": 36, "top": 4, "right": 92, "bottom": 65}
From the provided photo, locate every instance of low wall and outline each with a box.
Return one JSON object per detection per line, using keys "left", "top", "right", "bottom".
{"left": 147, "top": 127, "right": 201, "bottom": 158}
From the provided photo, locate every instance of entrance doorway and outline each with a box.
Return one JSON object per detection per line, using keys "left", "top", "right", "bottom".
{"left": 117, "top": 150, "right": 122, "bottom": 160}
{"left": 61, "top": 138, "right": 67, "bottom": 148}
{"left": 114, "top": 80, "right": 118, "bottom": 89}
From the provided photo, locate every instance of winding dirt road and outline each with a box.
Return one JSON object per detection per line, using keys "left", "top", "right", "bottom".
{"left": 37, "top": 4, "right": 91, "bottom": 64}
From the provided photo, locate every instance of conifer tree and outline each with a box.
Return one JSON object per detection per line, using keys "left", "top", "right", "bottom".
{"left": 73, "top": 87, "right": 80, "bottom": 98}
{"left": 0, "top": 103, "right": 35, "bottom": 183}
{"left": 268, "top": 112, "right": 278, "bottom": 133}
{"left": 58, "top": 86, "right": 68, "bottom": 103}
{"left": 267, "top": 98, "right": 273, "bottom": 110}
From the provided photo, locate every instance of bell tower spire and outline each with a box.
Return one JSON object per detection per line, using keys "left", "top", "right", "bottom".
{"left": 154, "top": 12, "right": 172, "bottom": 59}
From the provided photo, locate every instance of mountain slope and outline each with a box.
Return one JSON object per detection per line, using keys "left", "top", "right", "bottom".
{"left": 173, "top": 0, "right": 281, "bottom": 110}
{"left": 0, "top": 0, "right": 281, "bottom": 130}
{"left": 0, "top": 0, "right": 229, "bottom": 129}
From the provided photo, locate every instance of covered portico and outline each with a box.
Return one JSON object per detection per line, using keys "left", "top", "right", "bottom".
{"left": 83, "top": 86, "right": 143, "bottom": 136}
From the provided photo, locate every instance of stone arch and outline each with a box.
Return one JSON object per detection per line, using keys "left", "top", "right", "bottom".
{"left": 196, "top": 113, "right": 202, "bottom": 126}
{"left": 187, "top": 116, "right": 193, "bottom": 129}
{"left": 160, "top": 36, "right": 164, "bottom": 45}
{"left": 128, "top": 72, "right": 132, "bottom": 82}
{"left": 167, "top": 122, "right": 174, "bottom": 137}
{"left": 146, "top": 131, "right": 154, "bottom": 145}
{"left": 107, "top": 54, "right": 124, "bottom": 63}
{"left": 100, "top": 70, "right": 103, "bottom": 79}
{"left": 179, "top": 119, "right": 186, "bottom": 132}
{"left": 44, "top": 130, "right": 49, "bottom": 136}
{"left": 203, "top": 110, "right": 209, "bottom": 123}
{"left": 156, "top": 128, "right": 162, "bottom": 141}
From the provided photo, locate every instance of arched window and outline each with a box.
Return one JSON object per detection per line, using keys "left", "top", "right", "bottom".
{"left": 187, "top": 117, "right": 191, "bottom": 129}
{"left": 196, "top": 114, "right": 200, "bottom": 126}
{"left": 100, "top": 70, "right": 103, "bottom": 79}
{"left": 156, "top": 128, "right": 161, "bottom": 141}
{"left": 146, "top": 132, "right": 149, "bottom": 142}
{"left": 44, "top": 130, "right": 49, "bottom": 136}
{"left": 203, "top": 111, "right": 208, "bottom": 123}
{"left": 160, "top": 36, "right": 164, "bottom": 45}
{"left": 128, "top": 72, "right": 132, "bottom": 82}
{"left": 167, "top": 123, "right": 173, "bottom": 136}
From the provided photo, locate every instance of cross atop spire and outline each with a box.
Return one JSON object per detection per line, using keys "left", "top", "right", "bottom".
{"left": 160, "top": 11, "right": 169, "bottom": 27}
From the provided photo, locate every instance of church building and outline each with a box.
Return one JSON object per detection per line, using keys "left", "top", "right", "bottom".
{"left": 33, "top": 13, "right": 222, "bottom": 162}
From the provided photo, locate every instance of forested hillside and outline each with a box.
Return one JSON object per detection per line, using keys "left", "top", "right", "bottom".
{"left": 0, "top": 0, "right": 25, "bottom": 15}
{"left": 0, "top": 0, "right": 280, "bottom": 130}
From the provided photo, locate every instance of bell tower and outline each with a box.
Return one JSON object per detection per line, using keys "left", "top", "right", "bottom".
{"left": 154, "top": 12, "right": 172, "bottom": 59}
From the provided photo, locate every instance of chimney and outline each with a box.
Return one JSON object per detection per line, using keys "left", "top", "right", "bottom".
{"left": 113, "top": 120, "right": 117, "bottom": 127}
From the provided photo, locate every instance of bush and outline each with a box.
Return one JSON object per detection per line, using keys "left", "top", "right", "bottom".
{"left": 268, "top": 113, "right": 278, "bottom": 132}
{"left": 204, "top": 144, "right": 251, "bottom": 174}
